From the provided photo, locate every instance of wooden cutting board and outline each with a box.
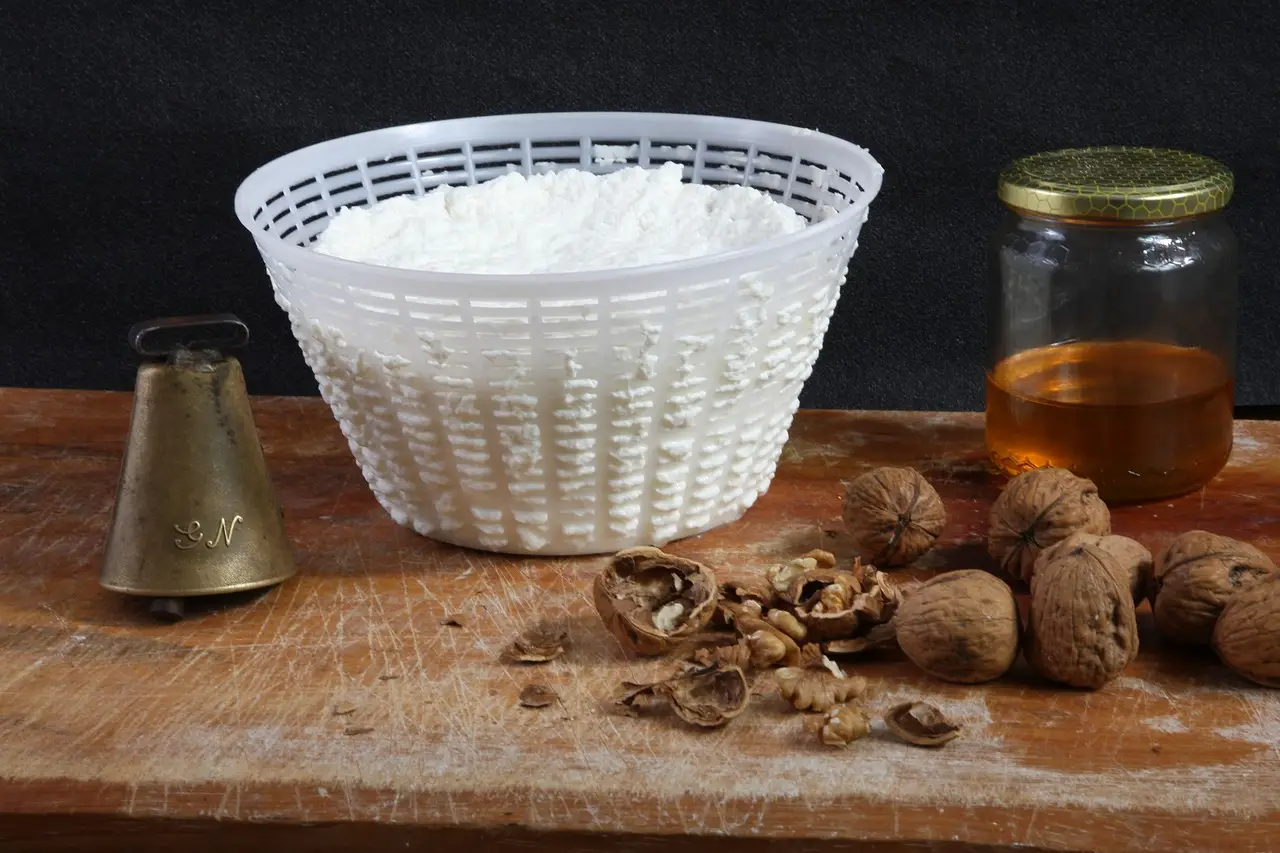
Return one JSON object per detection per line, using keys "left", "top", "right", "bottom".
{"left": 1, "top": 388, "right": 1278, "bottom": 853}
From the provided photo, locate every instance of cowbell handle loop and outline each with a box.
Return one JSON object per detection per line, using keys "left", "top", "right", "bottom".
{"left": 129, "top": 314, "right": 250, "bottom": 357}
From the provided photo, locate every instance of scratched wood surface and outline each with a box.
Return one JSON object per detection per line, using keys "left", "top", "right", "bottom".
{"left": 1, "top": 388, "right": 1279, "bottom": 853}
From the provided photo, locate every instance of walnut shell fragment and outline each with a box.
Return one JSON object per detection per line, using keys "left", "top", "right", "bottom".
{"left": 518, "top": 684, "right": 558, "bottom": 708}
{"left": 895, "top": 570, "right": 1019, "bottom": 684}
{"left": 1153, "top": 531, "right": 1277, "bottom": 646}
{"left": 823, "top": 623, "right": 898, "bottom": 657}
{"left": 883, "top": 701, "right": 961, "bottom": 747}
{"left": 989, "top": 468, "right": 1111, "bottom": 584}
{"left": 1034, "top": 532, "right": 1152, "bottom": 602}
{"left": 593, "top": 547, "right": 719, "bottom": 656}
{"left": 1026, "top": 539, "right": 1137, "bottom": 689}
{"left": 775, "top": 657, "right": 867, "bottom": 712}
{"left": 617, "top": 663, "right": 749, "bottom": 727}
{"left": 503, "top": 623, "right": 569, "bottom": 663}
{"left": 1212, "top": 576, "right": 1280, "bottom": 687}
{"left": 819, "top": 704, "right": 872, "bottom": 747}
{"left": 842, "top": 467, "right": 947, "bottom": 567}
{"left": 713, "top": 574, "right": 776, "bottom": 628}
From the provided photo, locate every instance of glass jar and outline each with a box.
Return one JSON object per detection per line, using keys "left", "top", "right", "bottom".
{"left": 987, "top": 146, "right": 1237, "bottom": 502}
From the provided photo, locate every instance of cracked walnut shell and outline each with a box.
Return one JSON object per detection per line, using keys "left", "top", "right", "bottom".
{"left": 1025, "top": 539, "right": 1137, "bottom": 689}
{"left": 1212, "top": 576, "right": 1280, "bottom": 688}
{"left": 714, "top": 573, "right": 776, "bottom": 627}
{"left": 788, "top": 568, "right": 862, "bottom": 640}
{"left": 618, "top": 663, "right": 749, "bottom": 727}
{"left": 775, "top": 657, "right": 867, "bottom": 712}
{"left": 593, "top": 547, "right": 719, "bottom": 656}
{"left": 989, "top": 468, "right": 1111, "bottom": 584}
{"left": 842, "top": 467, "right": 947, "bottom": 567}
{"left": 1153, "top": 531, "right": 1277, "bottom": 646}
{"left": 781, "top": 560, "right": 902, "bottom": 642}
{"left": 895, "top": 570, "right": 1020, "bottom": 684}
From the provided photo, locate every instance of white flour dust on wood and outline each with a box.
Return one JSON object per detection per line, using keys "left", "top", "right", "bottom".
{"left": 1145, "top": 715, "right": 1189, "bottom": 734}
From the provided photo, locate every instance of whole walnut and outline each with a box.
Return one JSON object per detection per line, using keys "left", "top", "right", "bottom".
{"left": 842, "top": 467, "right": 947, "bottom": 567}
{"left": 1212, "top": 576, "right": 1280, "bottom": 688}
{"left": 593, "top": 547, "right": 719, "bottom": 656}
{"left": 1025, "top": 539, "right": 1137, "bottom": 689}
{"left": 1034, "top": 532, "right": 1152, "bottom": 601}
{"left": 895, "top": 570, "right": 1020, "bottom": 684}
{"left": 1152, "top": 531, "right": 1277, "bottom": 646}
{"left": 989, "top": 468, "right": 1111, "bottom": 584}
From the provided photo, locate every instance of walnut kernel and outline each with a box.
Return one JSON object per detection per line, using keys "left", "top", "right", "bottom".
{"left": 775, "top": 657, "right": 867, "bottom": 712}
{"left": 819, "top": 704, "right": 872, "bottom": 747}
{"left": 895, "top": 570, "right": 1019, "bottom": 684}
{"left": 1153, "top": 531, "right": 1277, "bottom": 646}
{"left": 734, "top": 614, "right": 802, "bottom": 667}
{"left": 765, "top": 609, "right": 809, "bottom": 641}
{"left": 767, "top": 553, "right": 834, "bottom": 596}
{"left": 988, "top": 468, "right": 1111, "bottom": 583}
{"left": 842, "top": 467, "right": 947, "bottom": 567}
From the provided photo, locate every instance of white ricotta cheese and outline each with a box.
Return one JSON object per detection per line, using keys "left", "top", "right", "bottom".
{"left": 312, "top": 162, "right": 805, "bottom": 274}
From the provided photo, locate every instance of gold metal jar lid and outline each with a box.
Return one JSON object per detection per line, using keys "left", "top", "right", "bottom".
{"left": 998, "top": 146, "right": 1233, "bottom": 221}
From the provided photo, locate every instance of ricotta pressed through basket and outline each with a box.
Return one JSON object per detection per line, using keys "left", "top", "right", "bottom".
{"left": 235, "top": 113, "right": 884, "bottom": 556}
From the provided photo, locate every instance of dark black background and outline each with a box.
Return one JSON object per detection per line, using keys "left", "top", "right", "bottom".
{"left": 4, "top": 0, "right": 1279, "bottom": 411}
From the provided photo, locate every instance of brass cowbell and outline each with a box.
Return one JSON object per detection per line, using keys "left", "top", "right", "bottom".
{"left": 100, "top": 314, "right": 296, "bottom": 618}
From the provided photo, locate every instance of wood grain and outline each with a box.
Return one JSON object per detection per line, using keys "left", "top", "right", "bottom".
{"left": 1, "top": 388, "right": 1278, "bottom": 853}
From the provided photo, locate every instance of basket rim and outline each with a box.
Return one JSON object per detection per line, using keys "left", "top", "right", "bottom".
{"left": 233, "top": 111, "right": 884, "bottom": 293}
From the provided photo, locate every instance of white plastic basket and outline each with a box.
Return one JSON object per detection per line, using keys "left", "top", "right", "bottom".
{"left": 235, "top": 112, "right": 883, "bottom": 555}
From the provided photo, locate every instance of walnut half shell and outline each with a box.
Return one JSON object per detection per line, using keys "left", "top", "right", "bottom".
{"left": 883, "top": 701, "right": 961, "bottom": 747}
{"left": 593, "top": 547, "right": 719, "bottom": 656}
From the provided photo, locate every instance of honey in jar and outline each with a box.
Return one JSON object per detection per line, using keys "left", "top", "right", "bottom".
{"left": 987, "top": 147, "right": 1237, "bottom": 502}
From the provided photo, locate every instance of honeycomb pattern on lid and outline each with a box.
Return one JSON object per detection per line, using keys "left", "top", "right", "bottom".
{"left": 998, "top": 146, "right": 1233, "bottom": 221}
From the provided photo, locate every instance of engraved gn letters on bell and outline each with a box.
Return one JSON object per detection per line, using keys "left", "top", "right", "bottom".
{"left": 100, "top": 314, "right": 297, "bottom": 617}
